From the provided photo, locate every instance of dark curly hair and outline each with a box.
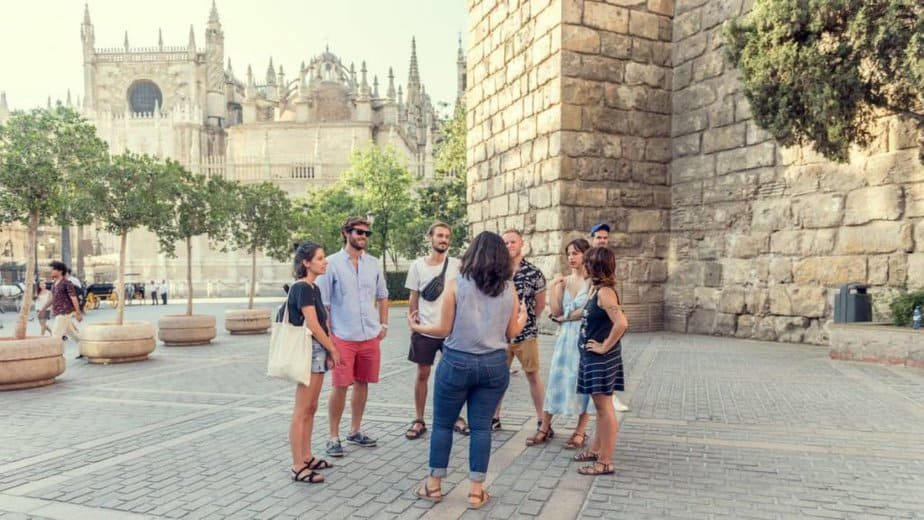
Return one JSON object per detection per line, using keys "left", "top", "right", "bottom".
{"left": 584, "top": 247, "right": 617, "bottom": 288}
{"left": 293, "top": 242, "right": 324, "bottom": 279}
{"left": 460, "top": 231, "right": 513, "bottom": 297}
{"left": 565, "top": 238, "right": 590, "bottom": 255}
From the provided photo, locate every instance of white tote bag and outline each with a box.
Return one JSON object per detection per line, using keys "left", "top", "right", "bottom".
{"left": 267, "top": 282, "right": 313, "bottom": 385}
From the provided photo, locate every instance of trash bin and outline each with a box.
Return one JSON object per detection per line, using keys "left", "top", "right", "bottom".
{"left": 833, "top": 284, "right": 872, "bottom": 323}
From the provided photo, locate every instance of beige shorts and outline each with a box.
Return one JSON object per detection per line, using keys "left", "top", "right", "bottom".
{"left": 506, "top": 336, "right": 540, "bottom": 373}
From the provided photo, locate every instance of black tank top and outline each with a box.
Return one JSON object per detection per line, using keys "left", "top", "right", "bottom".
{"left": 580, "top": 288, "right": 616, "bottom": 347}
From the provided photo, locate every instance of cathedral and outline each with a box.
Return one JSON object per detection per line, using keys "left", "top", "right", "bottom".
{"left": 0, "top": 2, "right": 465, "bottom": 291}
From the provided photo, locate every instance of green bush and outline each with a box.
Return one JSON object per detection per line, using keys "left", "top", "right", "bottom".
{"left": 385, "top": 271, "right": 410, "bottom": 301}
{"left": 888, "top": 290, "right": 924, "bottom": 327}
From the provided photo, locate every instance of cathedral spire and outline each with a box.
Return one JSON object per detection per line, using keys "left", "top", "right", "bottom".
{"left": 83, "top": 3, "right": 91, "bottom": 25}
{"left": 123, "top": 30, "right": 129, "bottom": 51}
{"left": 373, "top": 75, "right": 379, "bottom": 99}
{"left": 209, "top": 0, "right": 220, "bottom": 24}
{"left": 387, "top": 67, "right": 396, "bottom": 102}
{"left": 188, "top": 25, "right": 196, "bottom": 51}
{"left": 0, "top": 92, "right": 8, "bottom": 112}
{"left": 158, "top": 28, "right": 164, "bottom": 50}
{"left": 266, "top": 58, "right": 276, "bottom": 85}
{"left": 360, "top": 61, "right": 370, "bottom": 99}
{"left": 66, "top": 89, "right": 73, "bottom": 107}
{"left": 408, "top": 37, "right": 420, "bottom": 88}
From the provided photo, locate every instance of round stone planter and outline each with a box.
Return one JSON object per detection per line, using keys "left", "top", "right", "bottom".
{"left": 0, "top": 336, "right": 65, "bottom": 391}
{"left": 80, "top": 322, "right": 156, "bottom": 364}
{"left": 224, "top": 308, "right": 272, "bottom": 335}
{"left": 158, "top": 314, "right": 217, "bottom": 346}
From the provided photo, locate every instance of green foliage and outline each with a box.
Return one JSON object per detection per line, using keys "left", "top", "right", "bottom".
{"left": 888, "top": 289, "right": 924, "bottom": 326}
{"left": 0, "top": 106, "right": 108, "bottom": 226}
{"left": 93, "top": 153, "right": 175, "bottom": 237}
{"left": 154, "top": 163, "right": 236, "bottom": 256}
{"left": 384, "top": 271, "right": 410, "bottom": 301}
{"left": 293, "top": 184, "right": 365, "bottom": 255}
{"left": 724, "top": 0, "right": 924, "bottom": 163}
{"left": 341, "top": 145, "right": 415, "bottom": 272}
{"left": 227, "top": 181, "right": 293, "bottom": 262}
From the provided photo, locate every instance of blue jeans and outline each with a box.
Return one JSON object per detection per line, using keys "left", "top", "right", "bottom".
{"left": 429, "top": 348, "right": 509, "bottom": 482}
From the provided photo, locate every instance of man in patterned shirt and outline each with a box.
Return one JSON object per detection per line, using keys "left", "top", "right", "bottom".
{"left": 42, "top": 261, "right": 82, "bottom": 358}
{"left": 493, "top": 229, "right": 547, "bottom": 433}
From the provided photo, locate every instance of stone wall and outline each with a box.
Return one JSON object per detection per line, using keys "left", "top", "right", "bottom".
{"left": 667, "top": 0, "right": 924, "bottom": 343}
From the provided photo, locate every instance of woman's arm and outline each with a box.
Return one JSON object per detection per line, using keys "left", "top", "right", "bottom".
{"left": 303, "top": 305, "right": 334, "bottom": 351}
{"left": 408, "top": 279, "right": 456, "bottom": 338}
{"left": 587, "top": 287, "right": 628, "bottom": 354}
{"left": 548, "top": 274, "right": 565, "bottom": 318}
{"left": 506, "top": 290, "right": 527, "bottom": 339}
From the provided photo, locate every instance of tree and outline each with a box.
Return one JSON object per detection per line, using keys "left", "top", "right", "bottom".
{"left": 91, "top": 153, "right": 174, "bottom": 325}
{"left": 724, "top": 0, "right": 924, "bottom": 163}
{"left": 0, "top": 107, "right": 107, "bottom": 339}
{"left": 293, "top": 183, "right": 364, "bottom": 254}
{"left": 227, "top": 182, "right": 294, "bottom": 309}
{"left": 154, "top": 163, "right": 235, "bottom": 316}
{"left": 341, "top": 145, "right": 414, "bottom": 272}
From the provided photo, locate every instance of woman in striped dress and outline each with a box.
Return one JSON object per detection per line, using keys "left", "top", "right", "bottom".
{"left": 573, "top": 247, "right": 628, "bottom": 475}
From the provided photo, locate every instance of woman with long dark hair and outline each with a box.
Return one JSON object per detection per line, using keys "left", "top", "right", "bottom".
{"left": 529, "top": 238, "right": 592, "bottom": 449}
{"left": 287, "top": 242, "right": 342, "bottom": 484}
{"left": 408, "top": 231, "right": 527, "bottom": 509}
{"left": 573, "top": 246, "right": 628, "bottom": 475}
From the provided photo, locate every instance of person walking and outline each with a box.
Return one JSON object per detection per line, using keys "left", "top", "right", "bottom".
{"left": 588, "top": 222, "right": 630, "bottom": 413}
{"left": 408, "top": 231, "right": 526, "bottom": 509}
{"left": 529, "top": 239, "right": 592, "bottom": 449}
{"left": 34, "top": 283, "right": 52, "bottom": 336}
{"left": 403, "top": 222, "right": 464, "bottom": 440}
{"left": 317, "top": 216, "right": 389, "bottom": 457}
{"left": 286, "top": 242, "right": 343, "bottom": 484}
{"left": 125, "top": 282, "right": 135, "bottom": 306}
{"left": 493, "top": 229, "right": 547, "bottom": 435}
{"left": 148, "top": 280, "right": 158, "bottom": 305}
{"left": 159, "top": 279, "right": 168, "bottom": 305}
{"left": 42, "top": 262, "right": 82, "bottom": 358}
{"left": 572, "top": 247, "right": 628, "bottom": 475}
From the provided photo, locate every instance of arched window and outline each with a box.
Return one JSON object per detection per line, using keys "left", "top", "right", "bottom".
{"left": 127, "top": 80, "right": 163, "bottom": 114}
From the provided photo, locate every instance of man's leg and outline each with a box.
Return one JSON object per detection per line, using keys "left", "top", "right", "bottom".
{"left": 347, "top": 338, "right": 381, "bottom": 441}
{"left": 519, "top": 338, "right": 545, "bottom": 425}
{"left": 350, "top": 381, "right": 368, "bottom": 434}
{"left": 525, "top": 371, "right": 546, "bottom": 423}
{"left": 328, "top": 338, "right": 356, "bottom": 441}
{"left": 414, "top": 364, "right": 432, "bottom": 421}
{"left": 328, "top": 385, "right": 348, "bottom": 439}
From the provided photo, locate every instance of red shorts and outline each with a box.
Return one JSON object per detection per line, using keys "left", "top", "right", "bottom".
{"left": 330, "top": 336, "right": 381, "bottom": 387}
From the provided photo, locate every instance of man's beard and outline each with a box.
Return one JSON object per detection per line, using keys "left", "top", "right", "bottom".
{"left": 348, "top": 237, "right": 367, "bottom": 251}
{"left": 432, "top": 242, "right": 449, "bottom": 254}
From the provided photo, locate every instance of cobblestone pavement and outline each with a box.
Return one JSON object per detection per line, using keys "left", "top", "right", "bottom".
{"left": 1, "top": 302, "right": 923, "bottom": 519}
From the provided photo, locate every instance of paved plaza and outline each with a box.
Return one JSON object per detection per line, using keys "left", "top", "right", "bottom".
{"left": 1, "top": 301, "right": 923, "bottom": 519}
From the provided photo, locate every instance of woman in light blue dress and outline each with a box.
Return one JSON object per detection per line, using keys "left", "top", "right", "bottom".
{"left": 527, "top": 239, "right": 592, "bottom": 449}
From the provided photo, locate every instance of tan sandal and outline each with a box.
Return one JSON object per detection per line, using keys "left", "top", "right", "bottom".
{"left": 415, "top": 484, "right": 443, "bottom": 503}
{"left": 573, "top": 450, "right": 598, "bottom": 462}
{"left": 578, "top": 462, "right": 615, "bottom": 475}
{"left": 564, "top": 432, "right": 587, "bottom": 450}
{"left": 468, "top": 490, "right": 491, "bottom": 509}
{"left": 526, "top": 429, "right": 553, "bottom": 446}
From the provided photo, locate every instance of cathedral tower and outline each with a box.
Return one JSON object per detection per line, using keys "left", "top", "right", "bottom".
{"left": 205, "top": 0, "right": 225, "bottom": 127}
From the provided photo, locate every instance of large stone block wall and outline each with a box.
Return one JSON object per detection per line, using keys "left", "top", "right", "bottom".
{"left": 667, "top": 0, "right": 924, "bottom": 343}
{"left": 468, "top": 0, "right": 924, "bottom": 342}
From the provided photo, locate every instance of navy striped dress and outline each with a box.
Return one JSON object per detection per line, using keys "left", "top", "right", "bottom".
{"left": 576, "top": 290, "right": 625, "bottom": 395}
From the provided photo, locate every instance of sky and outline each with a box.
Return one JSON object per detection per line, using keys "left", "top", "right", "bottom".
{"left": 0, "top": 0, "right": 467, "bottom": 111}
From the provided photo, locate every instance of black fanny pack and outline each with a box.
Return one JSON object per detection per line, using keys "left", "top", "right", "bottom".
{"left": 420, "top": 259, "right": 449, "bottom": 302}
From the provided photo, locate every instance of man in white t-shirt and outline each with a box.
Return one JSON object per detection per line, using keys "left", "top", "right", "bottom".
{"left": 403, "top": 222, "right": 461, "bottom": 440}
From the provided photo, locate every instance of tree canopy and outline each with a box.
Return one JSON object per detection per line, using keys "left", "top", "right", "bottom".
{"left": 724, "top": 0, "right": 924, "bottom": 162}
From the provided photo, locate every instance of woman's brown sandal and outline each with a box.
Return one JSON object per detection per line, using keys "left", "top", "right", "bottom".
{"left": 578, "top": 462, "right": 615, "bottom": 475}
{"left": 414, "top": 484, "right": 443, "bottom": 503}
{"left": 291, "top": 464, "right": 324, "bottom": 483}
{"left": 305, "top": 457, "right": 333, "bottom": 470}
{"left": 405, "top": 419, "right": 427, "bottom": 440}
{"left": 573, "top": 450, "right": 598, "bottom": 462}
{"left": 526, "top": 429, "right": 553, "bottom": 446}
{"left": 468, "top": 490, "right": 491, "bottom": 509}
{"left": 564, "top": 432, "right": 587, "bottom": 450}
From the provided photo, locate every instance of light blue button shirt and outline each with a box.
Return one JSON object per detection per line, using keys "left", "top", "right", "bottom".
{"left": 316, "top": 249, "right": 389, "bottom": 342}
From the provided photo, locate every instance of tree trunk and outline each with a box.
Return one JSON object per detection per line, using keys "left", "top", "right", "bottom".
{"left": 116, "top": 231, "right": 127, "bottom": 326}
{"left": 248, "top": 248, "right": 256, "bottom": 310}
{"left": 76, "top": 225, "right": 85, "bottom": 280}
{"left": 186, "top": 236, "right": 193, "bottom": 316}
{"left": 60, "top": 225, "right": 72, "bottom": 269}
{"left": 15, "top": 211, "right": 39, "bottom": 339}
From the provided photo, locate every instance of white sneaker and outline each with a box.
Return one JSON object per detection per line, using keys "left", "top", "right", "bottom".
{"left": 613, "top": 396, "right": 629, "bottom": 412}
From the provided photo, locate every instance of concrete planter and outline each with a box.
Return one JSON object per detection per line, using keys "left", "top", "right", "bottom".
{"left": 158, "top": 314, "right": 217, "bottom": 346}
{"left": 829, "top": 322, "right": 924, "bottom": 368}
{"left": 224, "top": 308, "right": 272, "bottom": 335}
{"left": 0, "top": 337, "right": 65, "bottom": 391}
{"left": 80, "top": 322, "right": 156, "bottom": 364}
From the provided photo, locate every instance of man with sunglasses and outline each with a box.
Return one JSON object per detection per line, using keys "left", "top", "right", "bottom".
{"left": 317, "top": 216, "right": 389, "bottom": 457}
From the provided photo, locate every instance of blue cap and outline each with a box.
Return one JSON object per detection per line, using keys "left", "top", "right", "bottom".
{"left": 590, "top": 223, "right": 610, "bottom": 236}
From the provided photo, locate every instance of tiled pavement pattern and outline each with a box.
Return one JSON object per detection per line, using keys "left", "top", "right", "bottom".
{"left": 1, "top": 302, "right": 923, "bottom": 519}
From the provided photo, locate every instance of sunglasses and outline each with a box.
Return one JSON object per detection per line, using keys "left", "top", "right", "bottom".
{"left": 351, "top": 228, "right": 373, "bottom": 237}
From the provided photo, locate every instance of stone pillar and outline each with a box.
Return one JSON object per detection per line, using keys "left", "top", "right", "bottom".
{"left": 467, "top": 0, "right": 673, "bottom": 331}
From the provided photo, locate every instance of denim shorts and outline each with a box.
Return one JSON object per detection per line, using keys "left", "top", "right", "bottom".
{"left": 311, "top": 340, "right": 328, "bottom": 374}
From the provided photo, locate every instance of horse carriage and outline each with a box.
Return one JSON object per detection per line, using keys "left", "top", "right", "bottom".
{"left": 84, "top": 283, "right": 118, "bottom": 310}
{"left": 0, "top": 283, "right": 24, "bottom": 313}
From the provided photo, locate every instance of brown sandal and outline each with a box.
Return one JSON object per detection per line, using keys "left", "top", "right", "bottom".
{"left": 564, "top": 432, "right": 587, "bottom": 450}
{"left": 468, "top": 490, "right": 491, "bottom": 509}
{"left": 526, "top": 428, "right": 553, "bottom": 446}
{"left": 405, "top": 419, "right": 427, "bottom": 440}
{"left": 578, "top": 461, "right": 615, "bottom": 475}
{"left": 573, "top": 450, "right": 598, "bottom": 462}
{"left": 415, "top": 484, "right": 443, "bottom": 503}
